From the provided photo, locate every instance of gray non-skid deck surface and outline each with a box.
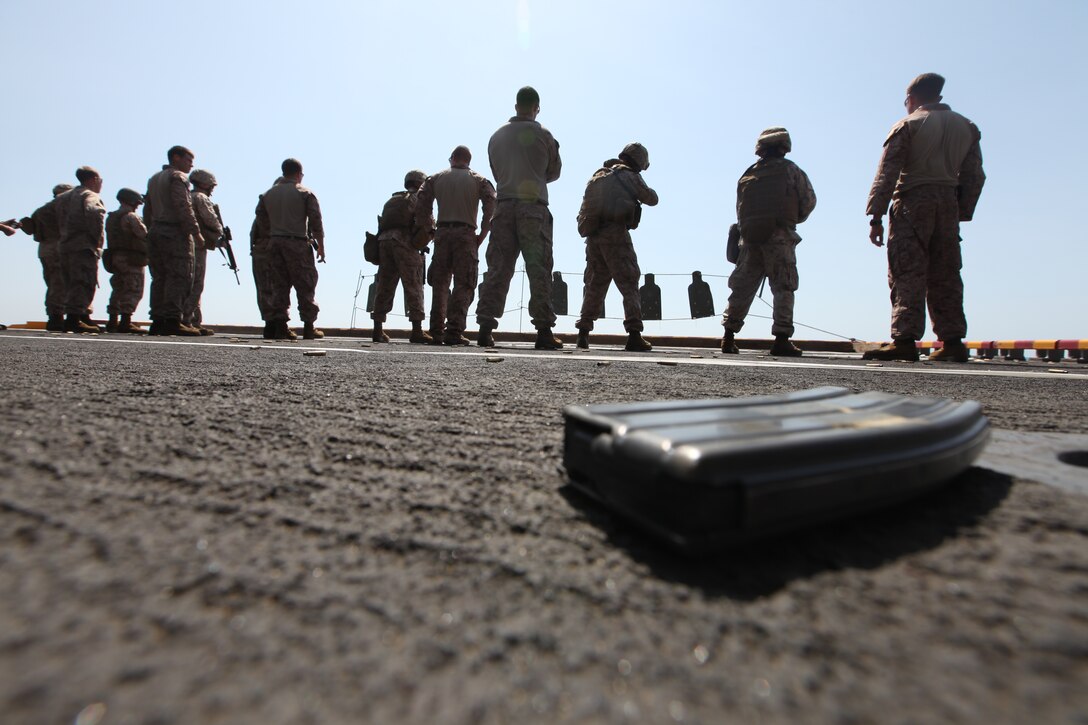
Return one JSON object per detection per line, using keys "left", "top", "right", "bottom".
{"left": 1, "top": 332, "right": 1086, "bottom": 725}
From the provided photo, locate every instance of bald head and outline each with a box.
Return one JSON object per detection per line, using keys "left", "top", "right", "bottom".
{"left": 450, "top": 145, "right": 472, "bottom": 166}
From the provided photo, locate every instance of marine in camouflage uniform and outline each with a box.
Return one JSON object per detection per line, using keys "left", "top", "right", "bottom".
{"left": 250, "top": 180, "right": 282, "bottom": 332}
{"left": 575, "top": 143, "right": 659, "bottom": 352}
{"left": 370, "top": 170, "right": 433, "bottom": 343}
{"left": 721, "top": 128, "right": 816, "bottom": 357}
{"left": 476, "top": 86, "right": 563, "bottom": 349}
{"left": 256, "top": 158, "right": 325, "bottom": 341}
{"left": 182, "top": 169, "right": 224, "bottom": 334}
{"left": 104, "top": 188, "right": 149, "bottom": 333}
{"left": 56, "top": 167, "right": 107, "bottom": 333}
{"left": 19, "top": 183, "right": 74, "bottom": 330}
{"left": 144, "top": 146, "right": 203, "bottom": 336}
{"left": 415, "top": 146, "right": 497, "bottom": 346}
{"left": 865, "top": 73, "right": 986, "bottom": 363}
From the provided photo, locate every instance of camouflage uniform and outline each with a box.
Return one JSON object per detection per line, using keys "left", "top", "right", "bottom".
{"left": 372, "top": 191, "right": 430, "bottom": 324}
{"left": 256, "top": 180, "right": 323, "bottom": 323}
{"left": 416, "top": 167, "right": 496, "bottom": 336}
{"left": 250, "top": 214, "right": 271, "bottom": 320}
{"left": 19, "top": 191, "right": 69, "bottom": 319}
{"left": 144, "top": 166, "right": 200, "bottom": 322}
{"left": 576, "top": 162, "right": 659, "bottom": 333}
{"left": 867, "top": 103, "right": 985, "bottom": 341}
{"left": 722, "top": 160, "right": 816, "bottom": 337}
{"left": 476, "top": 115, "right": 562, "bottom": 330}
{"left": 56, "top": 186, "right": 106, "bottom": 316}
{"left": 182, "top": 190, "right": 224, "bottom": 327}
{"left": 105, "top": 209, "right": 149, "bottom": 316}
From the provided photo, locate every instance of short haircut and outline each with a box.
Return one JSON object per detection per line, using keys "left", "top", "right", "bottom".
{"left": 451, "top": 145, "right": 472, "bottom": 163}
{"left": 75, "top": 166, "right": 100, "bottom": 184}
{"left": 167, "top": 145, "right": 194, "bottom": 162}
{"left": 515, "top": 86, "right": 540, "bottom": 109}
{"left": 281, "top": 158, "right": 303, "bottom": 176}
{"left": 907, "top": 73, "right": 945, "bottom": 101}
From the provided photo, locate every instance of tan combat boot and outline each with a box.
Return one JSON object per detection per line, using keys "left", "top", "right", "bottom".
{"left": 928, "top": 340, "right": 969, "bottom": 362}
{"left": 303, "top": 322, "right": 324, "bottom": 340}
{"left": 769, "top": 335, "right": 803, "bottom": 357}
{"left": 862, "top": 338, "right": 919, "bottom": 362}
{"left": 625, "top": 331, "right": 652, "bottom": 352}
{"left": 534, "top": 328, "right": 563, "bottom": 350}
{"left": 721, "top": 330, "right": 739, "bottom": 354}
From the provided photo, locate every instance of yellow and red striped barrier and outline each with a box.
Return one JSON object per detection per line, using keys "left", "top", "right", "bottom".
{"left": 918, "top": 339, "right": 1088, "bottom": 361}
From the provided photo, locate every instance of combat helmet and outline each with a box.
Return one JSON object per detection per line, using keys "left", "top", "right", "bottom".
{"left": 404, "top": 169, "right": 427, "bottom": 189}
{"left": 116, "top": 188, "right": 144, "bottom": 205}
{"left": 755, "top": 127, "right": 792, "bottom": 155}
{"left": 189, "top": 169, "right": 217, "bottom": 188}
{"left": 620, "top": 143, "right": 650, "bottom": 171}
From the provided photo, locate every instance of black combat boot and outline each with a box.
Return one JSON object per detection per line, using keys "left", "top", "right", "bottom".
{"left": 262, "top": 322, "right": 275, "bottom": 339}
{"left": 721, "top": 330, "right": 739, "bottom": 354}
{"left": 576, "top": 330, "right": 590, "bottom": 349}
{"left": 534, "top": 327, "right": 563, "bottom": 350}
{"left": 769, "top": 335, "right": 803, "bottom": 357}
{"left": 625, "top": 331, "right": 653, "bottom": 352}
{"left": 105, "top": 314, "right": 119, "bottom": 333}
{"left": 477, "top": 322, "right": 495, "bottom": 348}
{"left": 862, "top": 337, "right": 919, "bottom": 362}
{"left": 427, "top": 322, "right": 445, "bottom": 345}
{"left": 409, "top": 321, "right": 432, "bottom": 344}
{"left": 372, "top": 321, "right": 389, "bottom": 343}
{"left": 303, "top": 322, "right": 324, "bottom": 340}
{"left": 45, "top": 315, "right": 65, "bottom": 332}
{"left": 148, "top": 319, "right": 161, "bottom": 336}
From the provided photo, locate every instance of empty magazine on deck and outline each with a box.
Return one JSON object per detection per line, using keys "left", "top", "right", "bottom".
{"left": 562, "top": 386, "right": 990, "bottom": 553}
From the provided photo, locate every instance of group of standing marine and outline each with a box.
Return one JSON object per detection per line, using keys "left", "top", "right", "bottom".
{"left": 4, "top": 73, "right": 985, "bottom": 359}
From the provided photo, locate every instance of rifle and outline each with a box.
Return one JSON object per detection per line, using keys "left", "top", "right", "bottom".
{"left": 212, "top": 204, "right": 240, "bottom": 285}
{"left": 308, "top": 230, "right": 326, "bottom": 263}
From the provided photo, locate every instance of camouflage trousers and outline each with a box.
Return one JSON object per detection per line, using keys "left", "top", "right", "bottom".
{"left": 265, "top": 236, "right": 319, "bottom": 323}
{"left": 372, "top": 232, "right": 425, "bottom": 323}
{"left": 60, "top": 244, "right": 99, "bottom": 316}
{"left": 251, "top": 241, "right": 271, "bottom": 320}
{"left": 886, "top": 186, "right": 966, "bottom": 341}
{"left": 427, "top": 225, "right": 479, "bottom": 335}
{"left": 38, "top": 246, "right": 66, "bottom": 318}
{"left": 107, "top": 254, "right": 146, "bottom": 316}
{"left": 181, "top": 246, "right": 208, "bottom": 327}
{"left": 722, "top": 231, "right": 799, "bottom": 337}
{"left": 476, "top": 201, "right": 556, "bottom": 330}
{"left": 147, "top": 225, "right": 194, "bottom": 321}
{"left": 576, "top": 225, "right": 643, "bottom": 333}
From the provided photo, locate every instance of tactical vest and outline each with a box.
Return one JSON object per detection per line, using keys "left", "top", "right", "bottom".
{"left": 379, "top": 192, "right": 414, "bottom": 231}
{"left": 106, "top": 211, "right": 148, "bottom": 263}
{"left": 737, "top": 158, "right": 798, "bottom": 244}
{"left": 576, "top": 166, "right": 641, "bottom": 238}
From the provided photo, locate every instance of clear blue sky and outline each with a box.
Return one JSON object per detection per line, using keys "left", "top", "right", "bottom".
{"left": 2, "top": 0, "right": 1084, "bottom": 341}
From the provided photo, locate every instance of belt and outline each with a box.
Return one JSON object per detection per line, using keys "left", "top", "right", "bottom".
{"left": 497, "top": 198, "right": 547, "bottom": 206}
{"left": 436, "top": 221, "right": 474, "bottom": 229}
{"left": 271, "top": 234, "right": 309, "bottom": 240}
